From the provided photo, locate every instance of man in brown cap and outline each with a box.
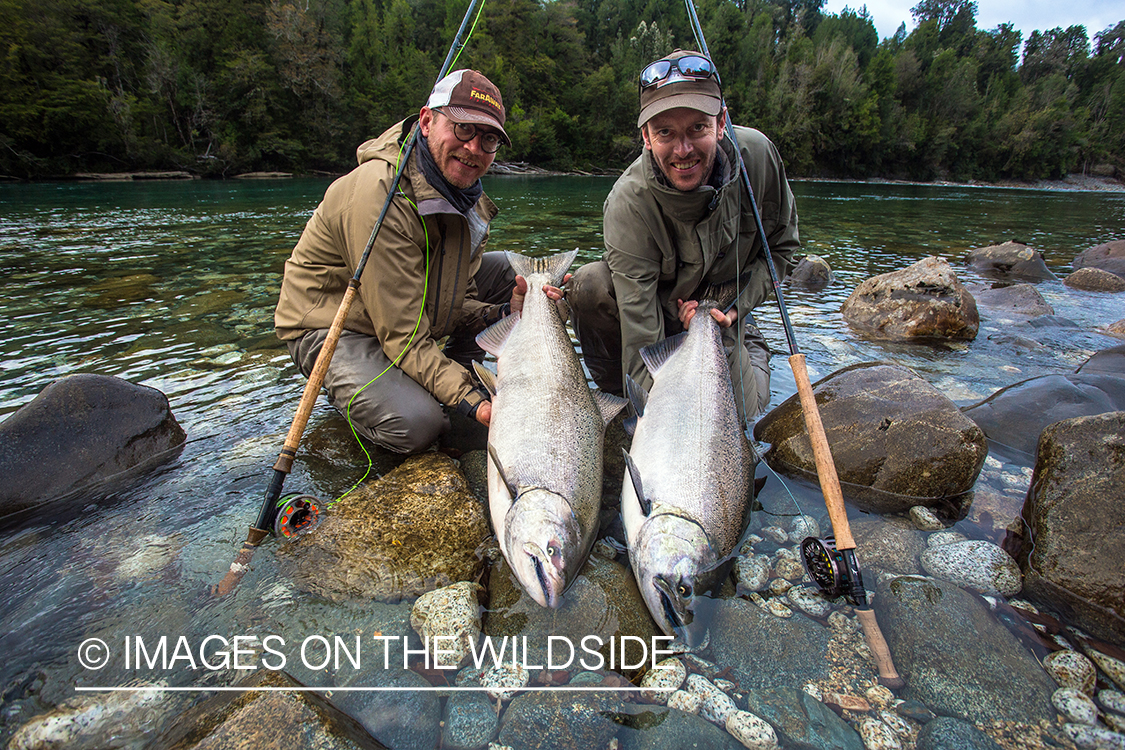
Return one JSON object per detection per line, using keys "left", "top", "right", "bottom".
{"left": 568, "top": 50, "right": 801, "bottom": 423}
{"left": 275, "top": 70, "right": 536, "bottom": 453}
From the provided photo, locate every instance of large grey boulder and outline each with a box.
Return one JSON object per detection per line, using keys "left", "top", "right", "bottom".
{"left": 1073, "top": 239, "right": 1125, "bottom": 279}
{"left": 709, "top": 598, "right": 833, "bottom": 690}
{"left": 276, "top": 452, "right": 490, "bottom": 602}
{"left": 962, "top": 373, "right": 1125, "bottom": 455}
{"left": 873, "top": 575, "right": 1058, "bottom": 725}
{"left": 754, "top": 362, "right": 988, "bottom": 514}
{"left": 0, "top": 374, "right": 185, "bottom": 519}
{"left": 1064, "top": 267, "right": 1125, "bottom": 292}
{"left": 1077, "top": 343, "right": 1125, "bottom": 375}
{"left": 1018, "top": 412, "right": 1125, "bottom": 643}
{"left": 964, "top": 241, "right": 1056, "bottom": 281}
{"left": 787, "top": 255, "right": 834, "bottom": 287}
{"left": 841, "top": 257, "right": 979, "bottom": 341}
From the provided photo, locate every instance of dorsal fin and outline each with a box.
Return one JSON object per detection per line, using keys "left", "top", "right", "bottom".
{"left": 593, "top": 390, "right": 628, "bottom": 426}
{"left": 624, "top": 374, "right": 648, "bottom": 420}
{"left": 505, "top": 249, "right": 578, "bottom": 287}
{"left": 475, "top": 311, "right": 520, "bottom": 358}
{"left": 621, "top": 449, "right": 651, "bottom": 516}
{"left": 472, "top": 361, "right": 498, "bottom": 397}
{"left": 639, "top": 332, "right": 688, "bottom": 376}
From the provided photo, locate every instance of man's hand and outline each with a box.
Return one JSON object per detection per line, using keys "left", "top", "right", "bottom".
{"left": 475, "top": 399, "right": 492, "bottom": 427}
{"left": 511, "top": 274, "right": 572, "bottom": 314}
{"left": 677, "top": 298, "right": 738, "bottom": 330}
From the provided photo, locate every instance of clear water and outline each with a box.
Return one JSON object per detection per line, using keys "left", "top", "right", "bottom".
{"left": 1, "top": 176, "right": 1123, "bottom": 739}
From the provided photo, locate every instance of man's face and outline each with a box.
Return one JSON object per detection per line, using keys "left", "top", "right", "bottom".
{"left": 419, "top": 108, "right": 498, "bottom": 189}
{"left": 641, "top": 107, "right": 725, "bottom": 192}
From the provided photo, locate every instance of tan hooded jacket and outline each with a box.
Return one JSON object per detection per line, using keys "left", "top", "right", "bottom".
{"left": 602, "top": 125, "right": 800, "bottom": 390}
{"left": 275, "top": 118, "right": 501, "bottom": 411}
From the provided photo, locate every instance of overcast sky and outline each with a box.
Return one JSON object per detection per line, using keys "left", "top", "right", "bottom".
{"left": 821, "top": 0, "right": 1124, "bottom": 44}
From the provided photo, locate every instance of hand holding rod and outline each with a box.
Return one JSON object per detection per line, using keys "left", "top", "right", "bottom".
{"left": 681, "top": 0, "right": 902, "bottom": 689}
{"left": 213, "top": 0, "right": 484, "bottom": 597}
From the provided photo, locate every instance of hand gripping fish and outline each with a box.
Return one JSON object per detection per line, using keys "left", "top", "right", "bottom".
{"left": 621, "top": 291, "right": 754, "bottom": 647}
{"left": 474, "top": 250, "right": 627, "bottom": 608}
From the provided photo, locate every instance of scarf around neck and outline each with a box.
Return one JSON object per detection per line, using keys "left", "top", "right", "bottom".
{"left": 416, "top": 134, "right": 483, "bottom": 215}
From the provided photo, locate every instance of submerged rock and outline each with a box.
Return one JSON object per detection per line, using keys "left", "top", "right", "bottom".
{"left": 276, "top": 452, "right": 489, "bottom": 602}
{"left": 964, "top": 241, "right": 1056, "bottom": 281}
{"left": 410, "top": 581, "right": 484, "bottom": 670}
{"left": 919, "top": 539, "right": 1022, "bottom": 596}
{"left": 709, "top": 599, "right": 833, "bottom": 690}
{"left": 497, "top": 690, "right": 622, "bottom": 750}
{"left": 787, "top": 255, "right": 834, "bottom": 287}
{"left": 8, "top": 683, "right": 181, "bottom": 750}
{"left": 1073, "top": 239, "right": 1125, "bottom": 279}
{"left": 617, "top": 704, "right": 743, "bottom": 750}
{"left": 1065, "top": 267, "right": 1125, "bottom": 292}
{"left": 1019, "top": 412, "right": 1125, "bottom": 643}
{"left": 0, "top": 374, "right": 186, "bottom": 519}
{"left": 914, "top": 717, "right": 1003, "bottom": 750}
{"left": 873, "top": 575, "right": 1057, "bottom": 724}
{"left": 841, "top": 256, "right": 979, "bottom": 341}
{"left": 971, "top": 283, "right": 1055, "bottom": 317}
{"left": 742, "top": 686, "right": 864, "bottom": 750}
{"left": 850, "top": 515, "right": 927, "bottom": 577}
{"left": 754, "top": 362, "right": 987, "bottom": 514}
{"left": 961, "top": 373, "right": 1125, "bottom": 455}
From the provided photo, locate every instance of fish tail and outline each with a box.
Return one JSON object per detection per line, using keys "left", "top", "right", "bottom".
{"left": 506, "top": 249, "right": 578, "bottom": 287}
{"left": 696, "top": 274, "right": 748, "bottom": 313}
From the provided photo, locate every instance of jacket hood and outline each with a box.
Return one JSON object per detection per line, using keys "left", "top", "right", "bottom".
{"left": 356, "top": 116, "right": 419, "bottom": 167}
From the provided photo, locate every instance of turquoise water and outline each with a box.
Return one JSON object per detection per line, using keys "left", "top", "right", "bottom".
{"left": 1, "top": 176, "right": 1123, "bottom": 742}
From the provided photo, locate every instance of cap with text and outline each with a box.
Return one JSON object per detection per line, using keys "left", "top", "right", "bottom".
{"left": 426, "top": 69, "right": 511, "bottom": 146}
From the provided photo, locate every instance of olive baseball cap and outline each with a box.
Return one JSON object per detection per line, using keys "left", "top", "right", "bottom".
{"left": 426, "top": 69, "right": 511, "bottom": 146}
{"left": 637, "top": 50, "right": 723, "bottom": 127}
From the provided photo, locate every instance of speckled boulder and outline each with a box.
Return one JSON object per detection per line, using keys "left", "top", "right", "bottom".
{"left": 1019, "top": 412, "right": 1125, "bottom": 643}
{"left": 1044, "top": 650, "right": 1097, "bottom": 695}
{"left": 1065, "top": 267, "right": 1125, "bottom": 292}
{"left": 1073, "top": 239, "right": 1125, "bottom": 279}
{"left": 709, "top": 599, "right": 833, "bottom": 691}
{"left": 742, "top": 686, "right": 864, "bottom": 750}
{"left": 841, "top": 256, "right": 979, "bottom": 341}
{"left": 915, "top": 717, "right": 1002, "bottom": 750}
{"left": 441, "top": 691, "right": 498, "bottom": 750}
{"left": 754, "top": 362, "right": 988, "bottom": 514}
{"left": 850, "top": 515, "right": 927, "bottom": 576}
{"left": 0, "top": 374, "right": 186, "bottom": 518}
{"left": 919, "top": 539, "right": 1022, "bottom": 596}
{"left": 962, "top": 374, "right": 1125, "bottom": 455}
{"left": 873, "top": 575, "right": 1057, "bottom": 724}
{"left": 410, "top": 581, "right": 484, "bottom": 669}
{"left": 277, "top": 452, "right": 490, "bottom": 602}
{"left": 497, "top": 691, "right": 622, "bottom": 750}
{"left": 971, "top": 283, "right": 1054, "bottom": 317}
{"left": 964, "top": 241, "right": 1056, "bottom": 281}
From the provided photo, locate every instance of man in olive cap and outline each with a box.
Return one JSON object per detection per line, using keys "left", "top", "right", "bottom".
{"left": 275, "top": 70, "right": 532, "bottom": 453}
{"left": 568, "top": 50, "right": 801, "bottom": 423}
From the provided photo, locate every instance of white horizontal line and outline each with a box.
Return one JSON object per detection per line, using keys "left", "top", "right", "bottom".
{"left": 75, "top": 686, "right": 671, "bottom": 693}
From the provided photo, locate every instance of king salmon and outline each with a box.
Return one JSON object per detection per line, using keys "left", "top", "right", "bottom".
{"left": 474, "top": 250, "right": 626, "bottom": 608}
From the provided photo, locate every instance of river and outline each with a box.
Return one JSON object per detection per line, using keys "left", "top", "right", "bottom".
{"left": 0, "top": 176, "right": 1123, "bottom": 746}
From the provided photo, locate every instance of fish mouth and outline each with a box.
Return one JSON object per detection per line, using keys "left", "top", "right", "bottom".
{"left": 524, "top": 542, "right": 563, "bottom": 608}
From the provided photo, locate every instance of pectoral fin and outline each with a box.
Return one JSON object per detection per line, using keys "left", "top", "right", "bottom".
{"left": 621, "top": 449, "right": 651, "bottom": 516}
{"left": 487, "top": 443, "right": 518, "bottom": 500}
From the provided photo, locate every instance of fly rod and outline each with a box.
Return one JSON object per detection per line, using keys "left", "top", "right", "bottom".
{"left": 682, "top": 0, "right": 903, "bottom": 689}
{"left": 213, "top": 0, "right": 485, "bottom": 597}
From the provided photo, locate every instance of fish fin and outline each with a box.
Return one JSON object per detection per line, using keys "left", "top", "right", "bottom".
{"left": 621, "top": 449, "right": 650, "bottom": 516}
{"left": 593, "top": 390, "right": 628, "bottom": 426}
{"left": 639, "top": 332, "right": 688, "bottom": 376}
{"left": 486, "top": 442, "right": 518, "bottom": 500}
{"left": 624, "top": 374, "right": 648, "bottom": 420}
{"left": 505, "top": 249, "right": 578, "bottom": 287}
{"left": 472, "top": 361, "right": 498, "bottom": 397}
{"left": 476, "top": 311, "right": 520, "bottom": 358}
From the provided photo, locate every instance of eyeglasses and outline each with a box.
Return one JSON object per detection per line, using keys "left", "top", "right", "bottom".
{"left": 439, "top": 112, "right": 503, "bottom": 153}
{"left": 639, "top": 55, "right": 719, "bottom": 89}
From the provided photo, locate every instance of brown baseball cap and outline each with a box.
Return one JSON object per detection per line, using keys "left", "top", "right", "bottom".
{"left": 426, "top": 69, "right": 511, "bottom": 146}
{"left": 637, "top": 50, "right": 723, "bottom": 127}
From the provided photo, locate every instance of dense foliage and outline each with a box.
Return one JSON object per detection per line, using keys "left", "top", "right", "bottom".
{"left": 1, "top": 0, "right": 1122, "bottom": 180}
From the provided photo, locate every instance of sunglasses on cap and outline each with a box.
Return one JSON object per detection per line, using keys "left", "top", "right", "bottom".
{"left": 437, "top": 111, "right": 503, "bottom": 153}
{"left": 639, "top": 55, "right": 718, "bottom": 89}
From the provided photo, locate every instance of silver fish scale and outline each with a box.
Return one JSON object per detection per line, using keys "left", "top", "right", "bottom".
{"left": 489, "top": 271, "right": 604, "bottom": 525}
{"left": 631, "top": 315, "right": 751, "bottom": 556}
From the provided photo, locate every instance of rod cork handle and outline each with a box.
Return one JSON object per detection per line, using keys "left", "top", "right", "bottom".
{"left": 856, "top": 607, "right": 905, "bottom": 689}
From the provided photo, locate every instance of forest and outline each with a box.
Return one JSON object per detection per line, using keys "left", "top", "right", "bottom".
{"left": 1, "top": 0, "right": 1123, "bottom": 181}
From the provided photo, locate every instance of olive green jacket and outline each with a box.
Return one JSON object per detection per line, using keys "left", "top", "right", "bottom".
{"left": 602, "top": 125, "right": 800, "bottom": 390}
{"left": 275, "top": 118, "right": 501, "bottom": 411}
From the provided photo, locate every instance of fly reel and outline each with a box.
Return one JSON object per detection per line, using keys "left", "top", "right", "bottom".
{"left": 274, "top": 493, "right": 321, "bottom": 539}
{"left": 800, "top": 536, "right": 845, "bottom": 599}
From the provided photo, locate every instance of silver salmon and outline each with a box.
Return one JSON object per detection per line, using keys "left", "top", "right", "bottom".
{"left": 621, "top": 295, "right": 754, "bottom": 647}
{"left": 475, "top": 250, "right": 626, "bottom": 608}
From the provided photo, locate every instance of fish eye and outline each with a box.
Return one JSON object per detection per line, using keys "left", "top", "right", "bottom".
{"left": 546, "top": 544, "right": 559, "bottom": 557}
{"left": 678, "top": 583, "right": 692, "bottom": 598}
